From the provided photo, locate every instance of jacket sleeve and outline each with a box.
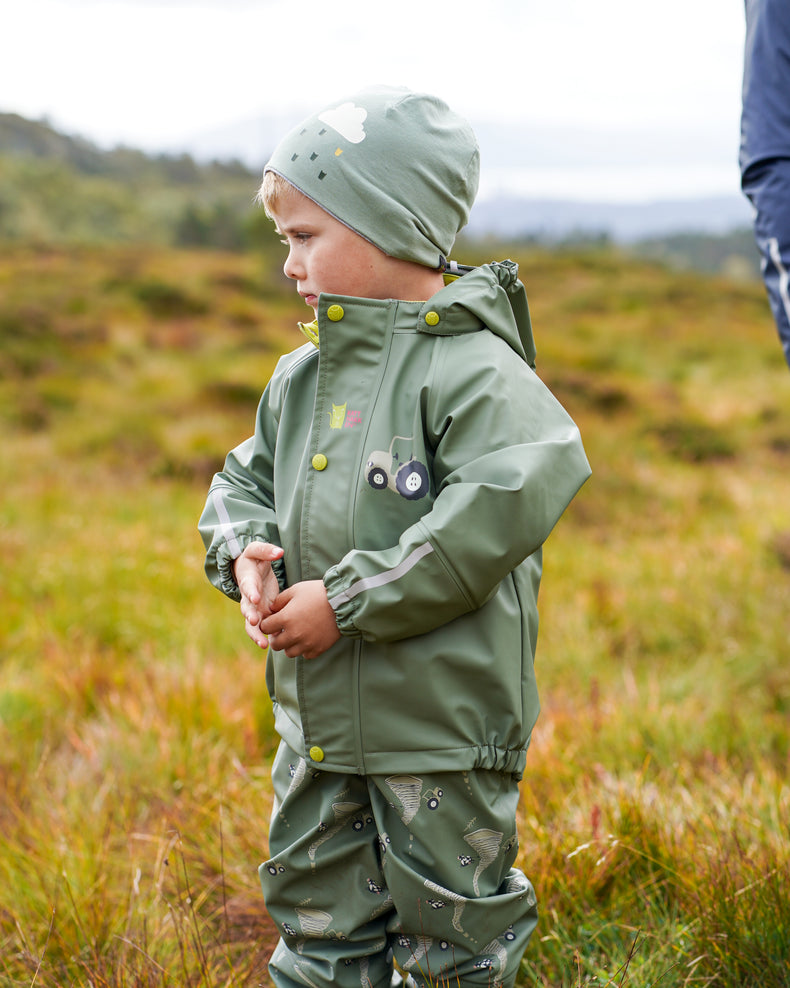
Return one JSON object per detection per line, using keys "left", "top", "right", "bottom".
{"left": 323, "top": 333, "right": 591, "bottom": 642}
{"left": 198, "top": 385, "right": 285, "bottom": 601}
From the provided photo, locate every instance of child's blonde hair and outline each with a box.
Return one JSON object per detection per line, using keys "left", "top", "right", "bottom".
{"left": 256, "top": 170, "right": 298, "bottom": 217}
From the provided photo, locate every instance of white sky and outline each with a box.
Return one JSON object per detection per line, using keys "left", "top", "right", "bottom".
{"left": 2, "top": 0, "right": 747, "bottom": 202}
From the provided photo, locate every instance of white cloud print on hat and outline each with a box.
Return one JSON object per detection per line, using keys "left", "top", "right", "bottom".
{"left": 318, "top": 103, "right": 368, "bottom": 145}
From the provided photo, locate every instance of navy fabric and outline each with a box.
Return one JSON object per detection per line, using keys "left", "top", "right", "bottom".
{"left": 740, "top": 0, "right": 790, "bottom": 174}
{"left": 742, "top": 159, "right": 790, "bottom": 367}
{"left": 740, "top": 0, "right": 790, "bottom": 367}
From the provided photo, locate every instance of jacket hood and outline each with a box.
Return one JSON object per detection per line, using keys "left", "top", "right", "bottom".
{"left": 417, "top": 259, "right": 537, "bottom": 370}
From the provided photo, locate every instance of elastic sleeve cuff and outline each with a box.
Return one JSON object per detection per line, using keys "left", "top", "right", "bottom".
{"left": 323, "top": 565, "right": 365, "bottom": 639}
{"left": 215, "top": 538, "right": 288, "bottom": 601}
{"left": 217, "top": 549, "right": 242, "bottom": 601}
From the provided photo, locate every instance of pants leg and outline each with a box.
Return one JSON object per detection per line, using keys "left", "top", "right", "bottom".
{"left": 742, "top": 157, "right": 790, "bottom": 369}
{"left": 261, "top": 742, "right": 394, "bottom": 988}
{"left": 260, "top": 743, "right": 537, "bottom": 988}
{"left": 370, "top": 768, "right": 538, "bottom": 988}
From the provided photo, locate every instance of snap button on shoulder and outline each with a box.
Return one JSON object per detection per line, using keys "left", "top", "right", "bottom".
{"left": 309, "top": 745, "right": 325, "bottom": 762}
{"left": 312, "top": 453, "right": 328, "bottom": 471}
{"left": 327, "top": 304, "right": 344, "bottom": 322}
{"left": 425, "top": 310, "right": 440, "bottom": 326}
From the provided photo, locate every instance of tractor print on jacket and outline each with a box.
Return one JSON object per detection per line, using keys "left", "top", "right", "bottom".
{"left": 365, "top": 436, "right": 429, "bottom": 501}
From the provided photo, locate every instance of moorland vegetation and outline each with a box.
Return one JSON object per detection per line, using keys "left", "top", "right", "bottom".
{"left": 0, "top": 116, "right": 788, "bottom": 986}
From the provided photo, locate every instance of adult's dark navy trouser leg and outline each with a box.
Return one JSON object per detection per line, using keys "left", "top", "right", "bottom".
{"left": 743, "top": 157, "right": 790, "bottom": 370}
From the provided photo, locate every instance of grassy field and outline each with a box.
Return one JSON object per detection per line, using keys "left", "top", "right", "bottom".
{"left": 1, "top": 243, "right": 788, "bottom": 987}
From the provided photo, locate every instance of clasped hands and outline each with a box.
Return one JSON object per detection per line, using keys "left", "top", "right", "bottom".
{"left": 232, "top": 541, "right": 341, "bottom": 659}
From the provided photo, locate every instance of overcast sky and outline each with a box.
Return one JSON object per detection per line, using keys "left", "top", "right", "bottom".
{"left": 2, "top": 0, "right": 747, "bottom": 202}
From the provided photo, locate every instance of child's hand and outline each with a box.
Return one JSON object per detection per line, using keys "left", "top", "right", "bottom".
{"left": 233, "top": 541, "right": 285, "bottom": 649}
{"left": 260, "top": 580, "right": 341, "bottom": 660}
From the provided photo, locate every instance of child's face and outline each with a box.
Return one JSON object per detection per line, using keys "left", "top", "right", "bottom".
{"left": 271, "top": 189, "right": 439, "bottom": 312}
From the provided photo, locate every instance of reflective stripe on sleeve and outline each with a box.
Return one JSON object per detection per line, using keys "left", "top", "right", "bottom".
{"left": 327, "top": 542, "right": 435, "bottom": 610}
{"left": 211, "top": 489, "right": 243, "bottom": 559}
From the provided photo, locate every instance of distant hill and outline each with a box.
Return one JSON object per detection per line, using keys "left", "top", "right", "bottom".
{"left": 465, "top": 193, "right": 754, "bottom": 244}
{"left": 0, "top": 111, "right": 255, "bottom": 182}
{"left": 168, "top": 109, "right": 752, "bottom": 244}
{"left": 0, "top": 113, "right": 256, "bottom": 183}
{"left": 0, "top": 112, "right": 759, "bottom": 275}
{"left": 0, "top": 112, "right": 269, "bottom": 249}
{"left": 0, "top": 111, "right": 109, "bottom": 168}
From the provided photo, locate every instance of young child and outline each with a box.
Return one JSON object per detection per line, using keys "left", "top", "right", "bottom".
{"left": 199, "top": 85, "right": 591, "bottom": 988}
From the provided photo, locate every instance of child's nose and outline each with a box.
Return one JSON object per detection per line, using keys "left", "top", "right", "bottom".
{"left": 283, "top": 249, "right": 302, "bottom": 281}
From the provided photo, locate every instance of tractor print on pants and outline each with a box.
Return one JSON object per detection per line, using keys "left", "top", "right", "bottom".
{"left": 365, "top": 436, "right": 429, "bottom": 501}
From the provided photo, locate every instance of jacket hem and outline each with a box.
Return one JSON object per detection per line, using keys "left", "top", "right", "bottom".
{"left": 271, "top": 702, "right": 528, "bottom": 778}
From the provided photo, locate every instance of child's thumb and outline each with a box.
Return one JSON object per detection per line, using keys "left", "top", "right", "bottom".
{"left": 246, "top": 540, "right": 284, "bottom": 561}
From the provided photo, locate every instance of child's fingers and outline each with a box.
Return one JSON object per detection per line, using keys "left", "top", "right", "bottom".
{"left": 243, "top": 540, "right": 284, "bottom": 563}
{"left": 239, "top": 575, "right": 262, "bottom": 606}
{"left": 240, "top": 590, "right": 274, "bottom": 625}
{"left": 267, "top": 586, "right": 293, "bottom": 613}
{"left": 245, "top": 615, "right": 270, "bottom": 649}
{"left": 239, "top": 594, "right": 259, "bottom": 625}
{"left": 258, "top": 612, "right": 280, "bottom": 636}
{"left": 241, "top": 596, "right": 272, "bottom": 648}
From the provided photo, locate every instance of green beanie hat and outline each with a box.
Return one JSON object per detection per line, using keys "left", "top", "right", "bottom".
{"left": 264, "top": 85, "right": 480, "bottom": 268}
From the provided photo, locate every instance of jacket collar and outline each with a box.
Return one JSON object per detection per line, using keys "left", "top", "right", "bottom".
{"left": 312, "top": 260, "right": 536, "bottom": 369}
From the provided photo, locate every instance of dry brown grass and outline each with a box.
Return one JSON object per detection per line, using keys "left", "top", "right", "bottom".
{"left": 1, "top": 244, "right": 788, "bottom": 986}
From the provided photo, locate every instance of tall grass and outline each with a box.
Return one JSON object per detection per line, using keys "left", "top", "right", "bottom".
{"left": 1, "top": 244, "right": 788, "bottom": 986}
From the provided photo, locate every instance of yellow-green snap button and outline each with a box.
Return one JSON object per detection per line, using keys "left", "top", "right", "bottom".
{"left": 425, "top": 310, "right": 440, "bottom": 326}
{"left": 327, "top": 304, "right": 344, "bottom": 322}
{"left": 312, "top": 453, "right": 328, "bottom": 471}
{"left": 309, "top": 746, "right": 325, "bottom": 762}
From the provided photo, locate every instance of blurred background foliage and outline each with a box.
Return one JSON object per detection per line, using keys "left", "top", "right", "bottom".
{"left": 0, "top": 111, "right": 763, "bottom": 278}
{"left": 0, "top": 112, "right": 277, "bottom": 252}
{"left": 1, "top": 111, "right": 788, "bottom": 987}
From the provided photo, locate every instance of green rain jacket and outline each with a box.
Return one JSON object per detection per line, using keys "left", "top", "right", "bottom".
{"left": 199, "top": 260, "right": 591, "bottom": 778}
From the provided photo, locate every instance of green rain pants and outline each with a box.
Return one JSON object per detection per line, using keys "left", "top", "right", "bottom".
{"left": 260, "top": 741, "right": 538, "bottom": 988}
